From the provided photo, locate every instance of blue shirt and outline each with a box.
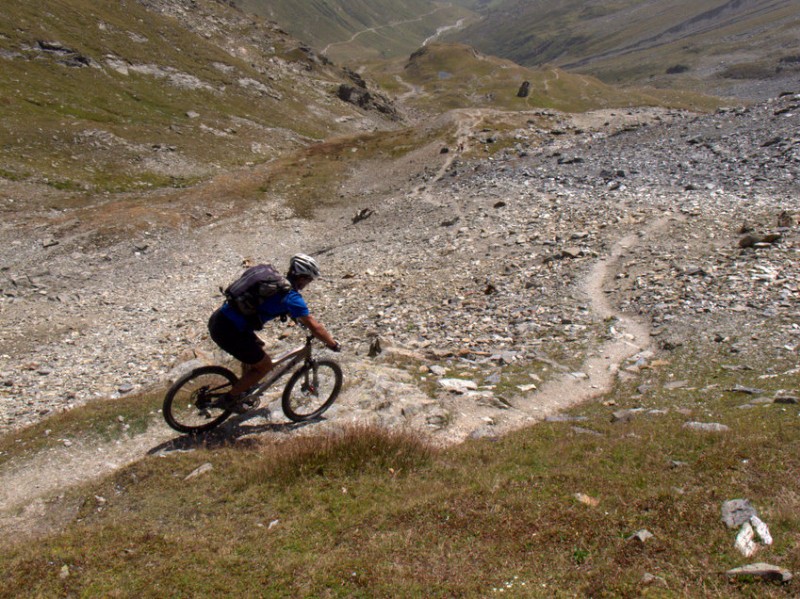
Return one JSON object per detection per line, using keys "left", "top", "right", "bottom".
{"left": 221, "top": 289, "right": 309, "bottom": 331}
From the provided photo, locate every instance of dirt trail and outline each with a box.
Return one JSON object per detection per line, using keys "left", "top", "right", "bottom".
{"left": 509, "top": 215, "right": 677, "bottom": 425}
{"left": 410, "top": 109, "right": 483, "bottom": 196}
{"left": 0, "top": 423, "right": 174, "bottom": 539}
{"left": 0, "top": 212, "right": 670, "bottom": 539}
{"left": 395, "top": 75, "right": 426, "bottom": 103}
{"left": 427, "top": 212, "right": 675, "bottom": 444}
{"left": 0, "top": 96, "right": 675, "bottom": 537}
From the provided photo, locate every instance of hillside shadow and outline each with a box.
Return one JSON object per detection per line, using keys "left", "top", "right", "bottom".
{"left": 148, "top": 408, "right": 324, "bottom": 454}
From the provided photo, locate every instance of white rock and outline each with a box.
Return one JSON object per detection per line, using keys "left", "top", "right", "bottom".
{"left": 735, "top": 522, "right": 757, "bottom": 557}
{"left": 438, "top": 378, "right": 478, "bottom": 393}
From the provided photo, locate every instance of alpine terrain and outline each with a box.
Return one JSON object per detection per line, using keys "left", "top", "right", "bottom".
{"left": 0, "top": 0, "right": 798, "bottom": 595}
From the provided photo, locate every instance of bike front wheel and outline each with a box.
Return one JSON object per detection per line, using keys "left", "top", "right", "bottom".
{"left": 163, "top": 365, "right": 237, "bottom": 434}
{"left": 281, "top": 359, "right": 343, "bottom": 422}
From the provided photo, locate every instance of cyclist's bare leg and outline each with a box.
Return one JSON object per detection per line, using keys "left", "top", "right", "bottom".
{"left": 230, "top": 354, "right": 272, "bottom": 396}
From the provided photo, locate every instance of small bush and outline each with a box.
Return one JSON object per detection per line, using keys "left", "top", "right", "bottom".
{"left": 777, "top": 55, "right": 800, "bottom": 73}
{"left": 720, "top": 62, "right": 775, "bottom": 80}
{"left": 666, "top": 64, "right": 690, "bottom": 74}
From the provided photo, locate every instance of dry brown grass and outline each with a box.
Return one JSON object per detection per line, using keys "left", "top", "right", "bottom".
{"left": 2, "top": 343, "right": 799, "bottom": 596}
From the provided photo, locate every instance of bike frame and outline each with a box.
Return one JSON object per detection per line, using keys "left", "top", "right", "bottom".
{"left": 244, "top": 335, "right": 315, "bottom": 399}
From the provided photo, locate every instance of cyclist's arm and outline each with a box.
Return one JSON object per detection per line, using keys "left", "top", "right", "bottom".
{"left": 297, "top": 315, "right": 339, "bottom": 350}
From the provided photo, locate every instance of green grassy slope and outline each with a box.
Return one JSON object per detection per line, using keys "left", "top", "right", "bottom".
{"left": 368, "top": 43, "right": 721, "bottom": 113}
{"left": 238, "top": 0, "right": 438, "bottom": 43}
{"left": 0, "top": 0, "right": 398, "bottom": 194}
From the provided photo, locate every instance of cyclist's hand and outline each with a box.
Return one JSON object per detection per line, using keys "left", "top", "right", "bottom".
{"left": 329, "top": 341, "right": 342, "bottom": 352}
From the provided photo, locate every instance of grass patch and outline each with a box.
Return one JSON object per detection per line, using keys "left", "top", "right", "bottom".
{"left": 2, "top": 344, "right": 799, "bottom": 596}
{"left": 0, "top": 391, "right": 164, "bottom": 466}
{"left": 257, "top": 124, "right": 453, "bottom": 218}
{"left": 720, "top": 62, "right": 776, "bottom": 80}
{"left": 366, "top": 43, "right": 722, "bottom": 115}
{"left": 492, "top": 360, "right": 547, "bottom": 396}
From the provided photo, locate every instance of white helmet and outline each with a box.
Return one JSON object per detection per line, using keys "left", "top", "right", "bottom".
{"left": 289, "top": 253, "right": 320, "bottom": 279}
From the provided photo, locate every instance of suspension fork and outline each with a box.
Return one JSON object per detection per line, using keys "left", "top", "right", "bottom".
{"left": 301, "top": 358, "right": 320, "bottom": 393}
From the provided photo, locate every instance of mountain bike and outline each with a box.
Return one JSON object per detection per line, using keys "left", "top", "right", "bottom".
{"left": 163, "top": 333, "right": 343, "bottom": 434}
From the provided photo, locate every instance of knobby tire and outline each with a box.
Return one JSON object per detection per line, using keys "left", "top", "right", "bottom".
{"left": 163, "top": 365, "right": 237, "bottom": 434}
{"left": 281, "top": 359, "right": 343, "bottom": 422}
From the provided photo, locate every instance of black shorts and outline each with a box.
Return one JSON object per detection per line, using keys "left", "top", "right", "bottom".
{"left": 208, "top": 307, "right": 266, "bottom": 365}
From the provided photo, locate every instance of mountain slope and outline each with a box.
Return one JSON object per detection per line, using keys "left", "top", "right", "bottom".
{"left": 0, "top": 0, "right": 400, "bottom": 196}
{"left": 236, "top": 0, "right": 476, "bottom": 62}
{"left": 449, "top": 0, "right": 800, "bottom": 99}
{"left": 368, "top": 43, "right": 720, "bottom": 114}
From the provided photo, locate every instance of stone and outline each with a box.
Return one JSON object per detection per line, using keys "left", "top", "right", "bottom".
{"left": 425, "top": 412, "right": 450, "bottom": 429}
{"left": 368, "top": 336, "right": 382, "bottom": 357}
{"left": 722, "top": 499, "right": 757, "bottom": 529}
{"left": 574, "top": 493, "right": 599, "bottom": 507}
{"left": 774, "top": 395, "right": 799, "bottom": 405}
{"left": 185, "top": 463, "right": 214, "bottom": 480}
{"left": 571, "top": 426, "right": 603, "bottom": 436}
{"left": 611, "top": 409, "right": 636, "bottom": 423}
{"left": 683, "top": 422, "right": 730, "bottom": 433}
{"left": 545, "top": 414, "right": 588, "bottom": 422}
{"left": 641, "top": 573, "right": 667, "bottom": 587}
{"left": 725, "top": 563, "right": 792, "bottom": 583}
{"left": 468, "top": 425, "right": 498, "bottom": 440}
{"left": 750, "top": 515, "right": 772, "bottom": 545}
{"left": 438, "top": 378, "right": 478, "bottom": 393}
{"left": 352, "top": 208, "right": 374, "bottom": 224}
{"left": 735, "top": 522, "right": 757, "bottom": 557}
{"left": 627, "top": 529, "right": 654, "bottom": 543}
{"left": 664, "top": 380, "right": 689, "bottom": 390}
{"left": 727, "top": 385, "right": 765, "bottom": 395}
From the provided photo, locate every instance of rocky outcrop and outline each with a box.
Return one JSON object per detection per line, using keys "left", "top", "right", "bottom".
{"left": 337, "top": 70, "right": 400, "bottom": 119}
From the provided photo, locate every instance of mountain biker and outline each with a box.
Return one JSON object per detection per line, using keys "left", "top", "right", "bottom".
{"left": 208, "top": 253, "right": 340, "bottom": 411}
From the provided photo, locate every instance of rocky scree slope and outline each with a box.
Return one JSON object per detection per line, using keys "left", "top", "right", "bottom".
{"left": 0, "top": 94, "right": 798, "bottom": 444}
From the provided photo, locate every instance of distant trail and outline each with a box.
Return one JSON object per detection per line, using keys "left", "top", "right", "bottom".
{"left": 407, "top": 109, "right": 484, "bottom": 204}
{"left": 422, "top": 17, "right": 467, "bottom": 46}
{"left": 394, "top": 75, "right": 425, "bottom": 102}
{"left": 322, "top": 6, "right": 449, "bottom": 56}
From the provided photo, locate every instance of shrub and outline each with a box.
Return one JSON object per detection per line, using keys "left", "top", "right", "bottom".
{"left": 720, "top": 62, "right": 775, "bottom": 80}
{"left": 666, "top": 64, "right": 690, "bottom": 74}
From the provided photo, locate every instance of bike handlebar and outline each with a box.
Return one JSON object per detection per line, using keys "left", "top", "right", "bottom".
{"left": 293, "top": 318, "right": 339, "bottom": 352}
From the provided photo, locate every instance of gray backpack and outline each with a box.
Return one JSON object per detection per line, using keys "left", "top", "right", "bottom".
{"left": 223, "top": 264, "right": 291, "bottom": 317}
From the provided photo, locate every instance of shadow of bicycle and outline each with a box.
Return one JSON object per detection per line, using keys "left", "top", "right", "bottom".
{"left": 148, "top": 408, "right": 326, "bottom": 454}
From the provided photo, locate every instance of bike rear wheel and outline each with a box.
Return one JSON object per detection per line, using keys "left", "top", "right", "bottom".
{"left": 281, "top": 359, "right": 343, "bottom": 422}
{"left": 163, "top": 365, "right": 237, "bottom": 434}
